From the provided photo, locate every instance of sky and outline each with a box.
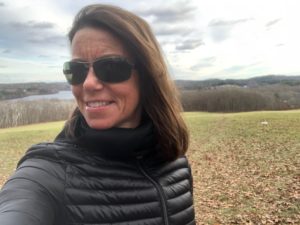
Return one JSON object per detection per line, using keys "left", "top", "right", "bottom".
{"left": 0, "top": 0, "right": 299, "bottom": 83}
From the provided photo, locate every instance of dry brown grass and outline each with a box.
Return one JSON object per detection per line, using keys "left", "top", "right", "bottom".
{"left": 185, "top": 111, "right": 300, "bottom": 224}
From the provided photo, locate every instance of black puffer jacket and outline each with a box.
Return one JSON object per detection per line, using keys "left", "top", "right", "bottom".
{"left": 0, "top": 119, "right": 195, "bottom": 225}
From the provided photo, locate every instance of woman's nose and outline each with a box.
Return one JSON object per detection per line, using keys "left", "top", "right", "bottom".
{"left": 82, "top": 66, "right": 104, "bottom": 91}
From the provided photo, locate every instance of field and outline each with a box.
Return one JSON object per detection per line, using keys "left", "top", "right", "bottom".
{"left": 0, "top": 111, "right": 299, "bottom": 224}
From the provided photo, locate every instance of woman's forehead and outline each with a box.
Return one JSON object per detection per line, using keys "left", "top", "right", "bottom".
{"left": 71, "top": 27, "right": 130, "bottom": 60}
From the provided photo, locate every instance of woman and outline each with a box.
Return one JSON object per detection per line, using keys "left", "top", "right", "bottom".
{"left": 0, "top": 4, "right": 195, "bottom": 225}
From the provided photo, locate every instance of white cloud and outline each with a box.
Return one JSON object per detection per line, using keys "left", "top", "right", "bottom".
{"left": 0, "top": 0, "right": 299, "bottom": 83}
{"left": 0, "top": 57, "right": 64, "bottom": 83}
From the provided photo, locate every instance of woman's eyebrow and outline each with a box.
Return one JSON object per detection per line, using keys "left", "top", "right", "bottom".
{"left": 71, "top": 54, "right": 123, "bottom": 62}
{"left": 70, "top": 58, "right": 88, "bottom": 63}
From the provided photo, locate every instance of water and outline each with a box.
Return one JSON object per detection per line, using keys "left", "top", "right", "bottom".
{"left": 9, "top": 91, "right": 74, "bottom": 101}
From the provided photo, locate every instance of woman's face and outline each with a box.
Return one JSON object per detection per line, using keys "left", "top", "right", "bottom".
{"left": 71, "top": 27, "right": 141, "bottom": 130}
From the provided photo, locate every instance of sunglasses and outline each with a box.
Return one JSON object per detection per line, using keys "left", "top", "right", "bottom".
{"left": 63, "top": 56, "right": 135, "bottom": 85}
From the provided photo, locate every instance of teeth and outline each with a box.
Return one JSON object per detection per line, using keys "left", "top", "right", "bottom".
{"left": 87, "top": 101, "right": 111, "bottom": 107}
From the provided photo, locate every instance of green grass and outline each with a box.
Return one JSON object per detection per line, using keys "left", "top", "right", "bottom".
{"left": 0, "top": 121, "right": 64, "bottom": 183}
{"left": 1, "top": 111, "right": 300, "bottom": 224}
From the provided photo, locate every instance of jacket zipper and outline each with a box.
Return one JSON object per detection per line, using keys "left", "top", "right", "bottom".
{"left": 136, "top": 158, "right": 169, "bottom": 225}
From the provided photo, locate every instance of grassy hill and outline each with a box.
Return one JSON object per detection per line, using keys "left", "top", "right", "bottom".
{"left": 1, "top": 111, "right": 299, "bottom": 224}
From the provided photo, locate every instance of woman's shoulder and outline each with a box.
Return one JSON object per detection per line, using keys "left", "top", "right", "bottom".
{"left": 18, "top": 141, "right": 83, "bottom": 166}
{"left": 14, "top": 142, "right": 73, "bottom": 183}
{"left": 1, "top": 142, "right": 68, "bottom": 220}
{"left": 17, "top": 140, "right": 114, "bottom": 174}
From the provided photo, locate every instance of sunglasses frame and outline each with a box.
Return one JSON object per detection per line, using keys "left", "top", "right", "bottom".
{"left": 63, "top": 56, "right": 135, "bottom": 85}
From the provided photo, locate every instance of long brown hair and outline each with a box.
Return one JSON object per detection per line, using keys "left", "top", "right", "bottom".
{"left": 65, "top": 4, "right": 189, "bottom": 161}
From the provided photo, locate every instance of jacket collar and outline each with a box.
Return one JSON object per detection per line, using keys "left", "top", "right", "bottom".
{"left": 55, "top": 115, "right": 158, "bottom": 160}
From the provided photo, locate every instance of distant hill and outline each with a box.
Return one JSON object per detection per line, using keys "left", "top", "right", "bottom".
{"left": 0, "top": 82, "right": 70, "bottom": 100}
{"left": 175, "top": 75, "right": 300, "bottom": 90}
{"left": 177, "top": 75, "right": 300, "bottom": 112}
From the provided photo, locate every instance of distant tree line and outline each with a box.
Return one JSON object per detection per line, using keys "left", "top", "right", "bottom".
{"left": 180, "top": 85, "right": 300, "bottom": 112}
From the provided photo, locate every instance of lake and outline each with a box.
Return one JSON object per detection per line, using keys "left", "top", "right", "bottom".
{"left": 8, "top": 91, "right": 74, "bottom": 101}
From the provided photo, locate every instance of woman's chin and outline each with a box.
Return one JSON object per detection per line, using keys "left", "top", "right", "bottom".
{"left": 85, "top": 117, "right": 140, "bottom": 130}
{"left": 85, "top": 119, "right": 115, "bottom": 130}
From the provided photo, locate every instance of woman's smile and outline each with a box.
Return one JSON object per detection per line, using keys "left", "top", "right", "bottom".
{"left": 85, "top": 100, "right": 114, "bottom": 108}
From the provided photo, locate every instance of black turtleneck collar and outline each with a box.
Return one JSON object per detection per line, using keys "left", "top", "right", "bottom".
{"left": 55, "top": 114, "right": 158, "bottom": 160}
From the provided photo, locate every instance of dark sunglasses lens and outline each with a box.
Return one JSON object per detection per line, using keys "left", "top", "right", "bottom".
{"left": 63, "top": 62, "right": 87, "bottom": 85}
{"left": 93, "top": 59, "right": 132, "bottom": 83}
